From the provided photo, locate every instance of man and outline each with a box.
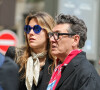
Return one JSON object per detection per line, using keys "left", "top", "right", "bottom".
{"left": 0, "top": 53, "right": 5, "bottom": 67}
{"left": 47, "top": 14, "right": 100, "bottom": 90}
{"left": 0, "top": 54, "right": 19, "bottom": 90}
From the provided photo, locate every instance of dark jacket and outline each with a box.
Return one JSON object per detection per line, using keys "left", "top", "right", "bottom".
{"left": 55, "top": 51, "right": 100, "bottom": 90}
{"left": 19, "top": 56, "right": 53, "bottom": 90}
{"left": 0, "top": 56, "right": 19, "bottom": 90}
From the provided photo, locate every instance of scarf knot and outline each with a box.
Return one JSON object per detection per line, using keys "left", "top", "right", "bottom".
{"left": 32, "top": 51, "right": 47, "bottom": 59}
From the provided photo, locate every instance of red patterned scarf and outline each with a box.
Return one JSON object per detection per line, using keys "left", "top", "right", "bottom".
{"left": 47, "top": 49, "right": 82, "bottom": 90}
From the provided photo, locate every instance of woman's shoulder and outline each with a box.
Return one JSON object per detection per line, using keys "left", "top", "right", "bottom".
{"left": 16, "top": 46, "right": 26, "bottom": 54}
{"left": 15, "top": 46, "right": 26, "bottom": 60}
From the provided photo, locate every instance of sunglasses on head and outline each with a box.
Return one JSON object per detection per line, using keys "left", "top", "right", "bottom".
{"left": 24, "top": 25, "right": 44, "bottom": 34}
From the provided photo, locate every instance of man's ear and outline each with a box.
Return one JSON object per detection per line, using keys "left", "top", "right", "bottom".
{"left": 72, "top": 35, "right": 80, "bottom": 47}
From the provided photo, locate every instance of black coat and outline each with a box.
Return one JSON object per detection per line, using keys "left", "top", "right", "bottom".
{"left": 19, "top": 56, "right": 53, "bottom": 90}
{"left": 55, "top": 51, "right": 100, "bottom": 90}
{"left": 0, "top": 56, "right": 19, "bottom": 90}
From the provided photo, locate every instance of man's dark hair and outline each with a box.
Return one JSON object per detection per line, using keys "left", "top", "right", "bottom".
{"left": 5, "top": 46, "right": 15, "bottom": 60}
{"left": 56, "top": 14, "right": 87, "bottom": 48}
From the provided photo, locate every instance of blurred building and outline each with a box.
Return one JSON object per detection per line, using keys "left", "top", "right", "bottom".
{"left": 0, "top": 0, "right": 100, "bottom": 74}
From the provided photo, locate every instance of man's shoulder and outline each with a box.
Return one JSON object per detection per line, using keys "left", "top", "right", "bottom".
{"left": 74, "top": 55, "right": 100, "bottom": 82}
{"left": 0, "top": 53, "right": 5, "bottom": 67}
{"left": 0, "top": 56, "right": 19, "bottom": 90}
{"left": 1, "top": 56, "right": 19, "bottom": 72}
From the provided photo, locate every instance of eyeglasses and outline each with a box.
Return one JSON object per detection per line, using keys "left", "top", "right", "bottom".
{"left": 24, "top": 25, "right": 44, "bottom": 34}
{"left": 48, "top": 32, "right": 76, "bottom": 40}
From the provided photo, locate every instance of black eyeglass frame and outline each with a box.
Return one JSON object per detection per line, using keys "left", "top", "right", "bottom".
{"left": 48, "top": 32, "right": 76, "bottom": 40}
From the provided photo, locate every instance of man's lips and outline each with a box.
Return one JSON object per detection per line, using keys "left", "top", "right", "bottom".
{"left": 51, "top": 45, "right": 57, "bottom": 48}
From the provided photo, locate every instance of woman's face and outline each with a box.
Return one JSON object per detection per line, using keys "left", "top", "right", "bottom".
{"left": 27, "top": 18, "right": 47, "bottom": 53}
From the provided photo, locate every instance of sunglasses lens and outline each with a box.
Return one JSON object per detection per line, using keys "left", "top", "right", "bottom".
{"left": 24, "top": 25, "right": 31, "bottom": 34}
{"left": 33, "top": 25, "right": 42, "bottom": 34}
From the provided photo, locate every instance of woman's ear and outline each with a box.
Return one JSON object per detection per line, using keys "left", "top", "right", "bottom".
{"left": 72, "top": 35, "right": 80, "bottom": 47}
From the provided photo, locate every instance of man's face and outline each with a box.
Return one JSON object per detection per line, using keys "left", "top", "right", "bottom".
{"left": 50, "top": 24, "right": 76, "bottom": 60}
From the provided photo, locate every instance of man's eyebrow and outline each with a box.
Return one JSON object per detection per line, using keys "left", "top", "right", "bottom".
{"left": 53, "top": 30, "right": 60, "bottom": 33}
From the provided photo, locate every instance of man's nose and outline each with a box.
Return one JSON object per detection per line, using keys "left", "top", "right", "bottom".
{"left": 50, "top": 36, "right": 55, "bottom": 42}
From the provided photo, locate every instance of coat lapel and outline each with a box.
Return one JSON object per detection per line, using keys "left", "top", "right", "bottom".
{"left": 40, "top": 56, "right": 53, "bottom": 90}
{"left": 55, "top": 62, "right": 75, "bottom": 89}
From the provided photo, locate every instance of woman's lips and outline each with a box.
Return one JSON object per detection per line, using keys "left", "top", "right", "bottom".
{"left": 29, "top": 38, "right": 35, "bottom": 41}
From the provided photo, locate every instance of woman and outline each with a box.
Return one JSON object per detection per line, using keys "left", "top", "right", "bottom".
{"left": 15, "top": 11, "right": 55, "bottom": 90}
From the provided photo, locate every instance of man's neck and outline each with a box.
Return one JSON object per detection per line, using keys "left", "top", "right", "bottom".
{"left": 58, "top": 49, "right": 80, "bottom": 63}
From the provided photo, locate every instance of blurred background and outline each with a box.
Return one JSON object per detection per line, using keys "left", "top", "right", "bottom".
{"left": 0, "top": 0, "right": 100, "bottom": 75}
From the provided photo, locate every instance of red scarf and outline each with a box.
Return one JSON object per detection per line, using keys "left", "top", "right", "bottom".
{"left": 47, "top": 49, "right": 82, "bottom": 90}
